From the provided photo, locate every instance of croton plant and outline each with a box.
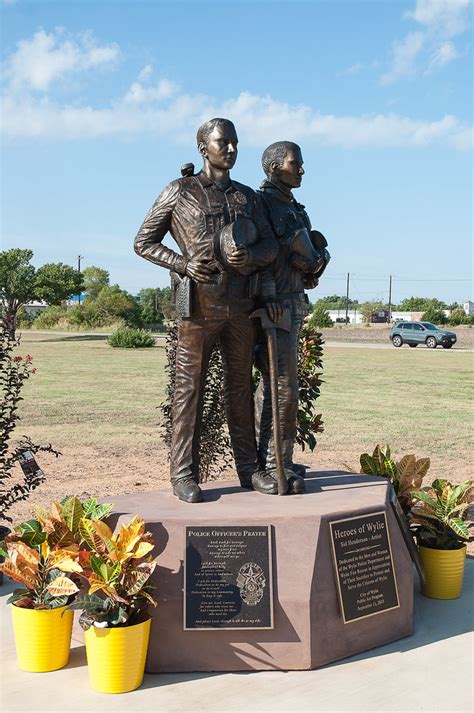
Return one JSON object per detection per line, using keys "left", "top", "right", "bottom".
{"left": 69, "top": 515, "right": 157, "bottom": 629}
{"left": 0, "top": 495, "right": 113, "bottom": 608}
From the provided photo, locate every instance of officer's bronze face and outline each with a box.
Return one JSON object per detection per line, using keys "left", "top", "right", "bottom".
{"left": 276, "top": 147, "right": 304, "bottom": 189}
{"left": 202, "top": 124, "right": 238, "bottom": 170}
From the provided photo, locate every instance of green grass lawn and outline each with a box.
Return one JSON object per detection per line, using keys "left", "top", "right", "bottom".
{"left": 17, "top": 333, "right": 169, "bottom": 448}
{"left": 318, "top": 345, "right": 473, "bottom": 461}
{"left": 15, "top": 332, "right": 473, "bottom": 471}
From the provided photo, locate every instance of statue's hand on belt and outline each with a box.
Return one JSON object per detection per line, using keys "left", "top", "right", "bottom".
{"left": 185, "top": 258, "right": 218, "bottom": 283}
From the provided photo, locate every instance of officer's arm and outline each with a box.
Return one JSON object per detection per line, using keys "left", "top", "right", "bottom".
{"left": 134, "top": 181, "right": 188, "bottom": 275}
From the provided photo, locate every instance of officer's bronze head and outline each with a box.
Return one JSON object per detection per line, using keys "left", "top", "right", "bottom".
{"left": 262, "top": 141, "right": 304, "bottom": 189}
{"left": 197, "top": 118, "right": 238, "bottom": 171}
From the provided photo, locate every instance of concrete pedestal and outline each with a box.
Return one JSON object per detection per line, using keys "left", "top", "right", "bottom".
{"left": 110, "top": 471, "right": 413, "bottom": 672}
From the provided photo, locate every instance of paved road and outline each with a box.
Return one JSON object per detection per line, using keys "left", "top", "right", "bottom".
{"left": 23, "top": 330, "right": 474, "bottom": 352}
{"left": 325, "top": 341, "right": 474, "bottom": 352}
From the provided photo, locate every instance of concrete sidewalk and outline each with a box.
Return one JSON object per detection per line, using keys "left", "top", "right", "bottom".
{"left": 1, "top": 563, "right": 472, "bottom": 713}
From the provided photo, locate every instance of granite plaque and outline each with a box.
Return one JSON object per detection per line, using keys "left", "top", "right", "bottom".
{"left": 184, "top": 525, "right": 273, "bottom": 630}
{"left": 329, "top": 511, "right": 400, "bottom": 623}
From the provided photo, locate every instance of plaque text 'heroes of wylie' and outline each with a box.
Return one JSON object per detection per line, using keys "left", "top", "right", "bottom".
{"left": 330, "top": 511, "right": 400, "bottom": 623}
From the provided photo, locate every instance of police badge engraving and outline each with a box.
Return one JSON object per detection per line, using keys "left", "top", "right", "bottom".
{"left": 237, "top": 562, "right": 266, "bottom": 606}
{"left": 233, "top": 191, "right": 247, "bottom": 205}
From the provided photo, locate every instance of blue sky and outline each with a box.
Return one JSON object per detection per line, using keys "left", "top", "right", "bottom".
{"left": 1, "top": 0, "right": 472, "bottom": 304}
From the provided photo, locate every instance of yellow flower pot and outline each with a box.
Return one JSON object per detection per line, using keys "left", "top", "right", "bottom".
{"left": 419, "top": 544, "right": 467, "bottom": 599}
{"left": 85, "top": 617, "right": 151, "bottom": 694}
{"left": 12, "top": 604, "right": 73, "bottom": 672}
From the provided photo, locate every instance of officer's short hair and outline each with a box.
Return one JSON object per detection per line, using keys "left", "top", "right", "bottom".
{"left": 262, "top": 141, "right": 301, "bottom": 177}
{"left": 196, "top": 118, "right": 236, "bottom": 149}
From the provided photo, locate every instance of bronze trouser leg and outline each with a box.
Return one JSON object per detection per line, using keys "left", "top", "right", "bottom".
{"left": 219, "top": 313, "right": 260, "bottom": 480}
{"left": 170, "top": 317, "right": 221, "bottom": 484}
{"left": 255, "top": 313, "right": 302, "bottom": 470}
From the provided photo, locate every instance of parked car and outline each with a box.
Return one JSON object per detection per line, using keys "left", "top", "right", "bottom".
{"left": 389, "top": 321, "right": 457, "bottom": 349}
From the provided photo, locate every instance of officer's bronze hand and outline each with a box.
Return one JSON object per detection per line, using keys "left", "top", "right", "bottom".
{"left": 227, "top": 245, "right": 249, "bottom": 267}
{"left": 185, "top": 258, "right": 216, "bottom": 283}
{"left": 303, "top": 274, "right": 319, "bottom": 290}
{"left": 265, "top": 301, "right": 284, "bottom": 323}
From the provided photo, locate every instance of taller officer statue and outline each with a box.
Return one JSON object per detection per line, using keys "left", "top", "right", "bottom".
{"left": 134, "top": 118, "right": 279, "bottom": 503}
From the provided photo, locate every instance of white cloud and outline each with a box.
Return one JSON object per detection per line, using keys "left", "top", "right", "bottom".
{"left": 339, "top": 60, "right": 379, "bottom": 76}
{"left": 3, "top": 28, "right": 119, "bottom": 92}
{"left": 137, "top": 64, "right": 153, "bottom": 82}
{"left": 406, "top": 0, "right": 471, "bottom": 36}
{"left": 123, "top": 77, "right": 179, "bottom": 104}
{"left": 427, "top": 42, "right": 460, "bottom": 71}
{"left": 2, "top": 86, "right": 472, "bottom": 151}
{"left": 382, "top": 0, "right": 471, "bottom": 83}
{"left": 381, "top": 32, "right": 425, "bottom": 84}
{"left": 1, "top": 28, "right": 471, "bottom": 151}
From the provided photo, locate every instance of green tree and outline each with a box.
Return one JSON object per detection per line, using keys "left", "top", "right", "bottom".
{"left": 0, "top": 249, "right": 83, "bottom": 338}
{"left": 316, "top": 294, "right": 358, "bottom": 309}
{"left": 359, "top": 301, "right": 384, "bottom": 324}
{"left": 447, "top": 308, "right": 469, "bottom": 326}
{"left": 157, "top": 287, "right": 175, "bottom": 320}
{"left": 138, "top": 288, "right": 160, "bottom": 325}
{"left": 308, "top": 303, "right": 333, "bottom": 328}
{"left": 0, "top": 249, "right": 36, "bottom": 337}
{"left": 397, "top": 296, "right": 447, "bottom": 311}
{"left": 35, "top": 262, "right": 83, "bottom": 305}
{"left": 82, "top": 266, "right": 110, "bottom": 300}
{"left": 421, "top": 306, "right": 447, "bottom": 325}
{"left": 138, "top": 287, "right": 175, "bottom": 324}
{"left": 86, "top": 285, "right": 142, "bottom": 327}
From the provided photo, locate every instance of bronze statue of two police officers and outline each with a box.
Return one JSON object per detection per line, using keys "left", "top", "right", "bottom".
{"left": 134, "top": 119, "right": 329, "bottom": 503}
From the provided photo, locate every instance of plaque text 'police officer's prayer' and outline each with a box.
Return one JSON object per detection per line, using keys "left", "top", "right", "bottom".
{"left": 184, "top": 525, "right": 273, "bottom": 630}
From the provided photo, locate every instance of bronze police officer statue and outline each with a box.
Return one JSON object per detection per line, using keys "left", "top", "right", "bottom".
{"left": 134, "top": 119, "right": 279, "bottom": 503}
{"left": 255, "top": 141, "right": 330, "bottom": 494}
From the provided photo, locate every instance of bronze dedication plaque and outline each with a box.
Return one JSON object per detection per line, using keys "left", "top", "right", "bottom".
{"left": 184, "top": 525, "right": 273, "bottom": 630}
{"left": 329, "top": 511, "right": 400, "bottom": 623}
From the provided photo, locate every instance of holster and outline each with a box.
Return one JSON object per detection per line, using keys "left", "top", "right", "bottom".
{"left": 171, "top": 271, "right": 192, "bottom": 319}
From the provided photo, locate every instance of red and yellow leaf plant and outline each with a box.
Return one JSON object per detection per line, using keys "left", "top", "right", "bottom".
{"left": 0, "top": 495, "right": 113, "bottom": 609}
{"left": 69, "top": 516, "right": 157, "bottom": 630}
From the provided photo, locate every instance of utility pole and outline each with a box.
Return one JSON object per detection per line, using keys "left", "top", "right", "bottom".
{"left": 77, "top": 255, "right": 84, "bottom": 305}
{"left": 388, "top": 274, "right": 393, "bottom": 323}
{"left": 345, "top": 272, "right": 350, "bottom": 324}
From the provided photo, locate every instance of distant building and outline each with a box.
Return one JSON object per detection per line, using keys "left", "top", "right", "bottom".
{"left": 327, "top": 309, "right": 363, "bottom": 324}
{"left": 65, "top": 294, "right": 86, "bottom": 306}
{"left": 391, "top": 312, "right": 413, "bottom": 322}
{"left": 23, "top": 301, "right": 47, "bottom": 316}
{"left": 463, "top": 301, "right": 473, "bottom": 316}
{"left": 370, "top": 308, "right": 390, "bottom": 323}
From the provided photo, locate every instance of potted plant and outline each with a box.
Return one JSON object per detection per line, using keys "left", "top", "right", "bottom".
{"left": 411, "top": 479, "right": 473, "bottom": 599}
{"left": 0, "top": 495, "right": 113, "bottom": 672}
{"left": 0, "top": 523, "right": 82, "bottom": 671}
{"left": 69, "top": 515, "right": 157, "bottom": 694}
